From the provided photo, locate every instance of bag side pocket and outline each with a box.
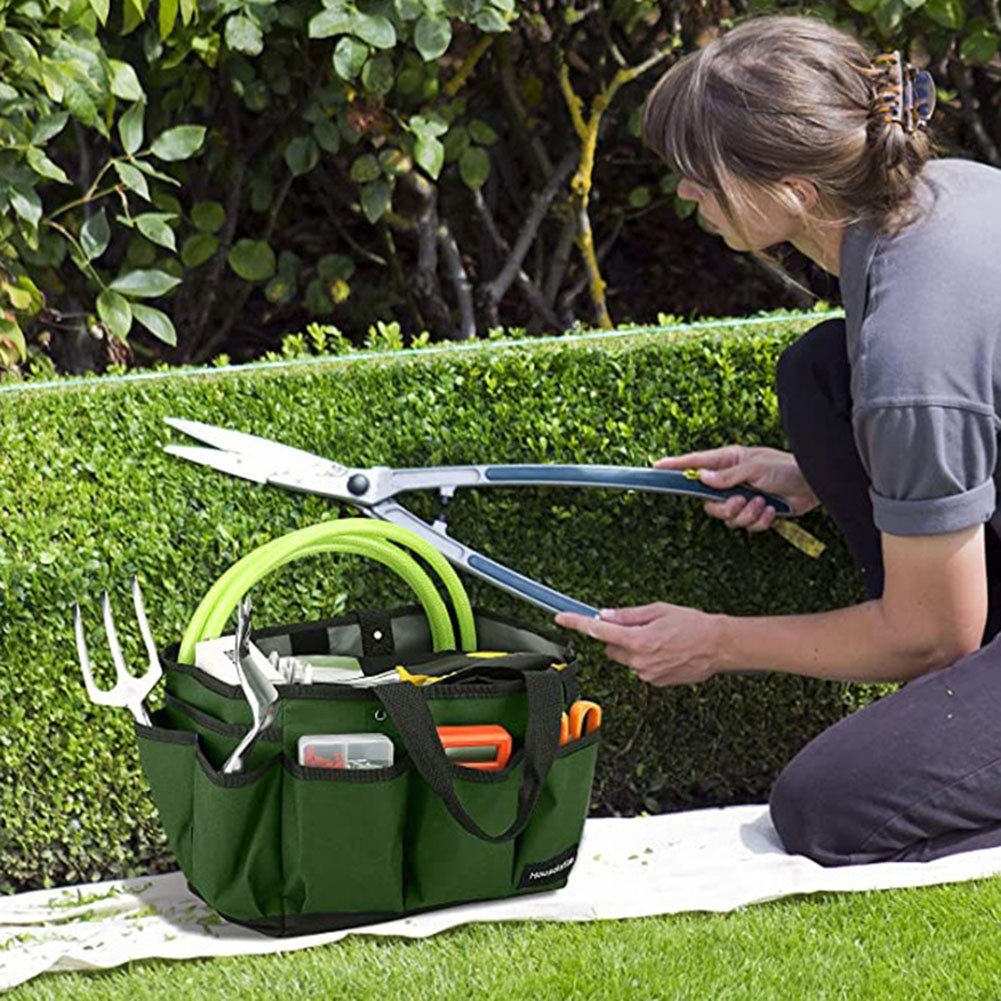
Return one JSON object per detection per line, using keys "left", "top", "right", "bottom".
{"left": 134, "top": 716, "right": 197, "bottom": 874}
{"left": 190, "top": 747, "right": 284, "bottom": 923}
{"left": 162, "top": 692, "right": 280, "bottom": 773}
{"left": 512, "top": 730, "right": 600, "bottom": 894}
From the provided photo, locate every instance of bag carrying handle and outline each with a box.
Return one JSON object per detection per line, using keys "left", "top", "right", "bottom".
{"left": 178, "top": 519, "right": 478, "bottom": 663}
{"left": 374, "top": 664, "right": 567, "bottom": 843}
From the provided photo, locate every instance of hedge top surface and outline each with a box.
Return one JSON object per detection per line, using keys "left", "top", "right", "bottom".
{"left": 0, "top": 309, "right": 842, "bottom": 398}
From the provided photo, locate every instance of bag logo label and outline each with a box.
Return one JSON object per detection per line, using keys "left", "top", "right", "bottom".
{"left": 517, "top": 844, "right": 579, "bottom": 889}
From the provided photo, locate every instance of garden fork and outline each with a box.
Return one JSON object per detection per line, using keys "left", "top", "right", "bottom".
{"left": 73, "top": 575, "right": 163, "bottom": 726}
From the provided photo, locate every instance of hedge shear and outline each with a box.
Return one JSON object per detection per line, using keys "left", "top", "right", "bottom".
{"left": 163, "top": 417, "right": 794, "bottom": 618}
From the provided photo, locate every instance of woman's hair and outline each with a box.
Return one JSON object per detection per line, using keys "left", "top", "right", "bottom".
{"left": 640, "top": 14, "right": 940, "bottom": 261}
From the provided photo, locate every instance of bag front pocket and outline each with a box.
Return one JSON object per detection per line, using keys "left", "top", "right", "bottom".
{"left": 282, "top": 757, "right": 409, "bottom": 918}
{"left": 403, "top": 754, "right": 522, "bottom": 911}
{"left": 512, "top": 729, "right": 600, "bottom": 894}
{"left": 190, "top": 748, "right": 284, "bottom": 923}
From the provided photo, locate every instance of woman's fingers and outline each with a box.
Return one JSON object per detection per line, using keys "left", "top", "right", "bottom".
{"left": 705, "top": 494, "right": 777, "bottom": 533}
{"left": 653, "top": 446, "right": 740, "bottom": 471}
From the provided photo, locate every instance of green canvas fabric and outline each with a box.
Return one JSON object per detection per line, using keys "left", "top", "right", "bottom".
{"left": 134, "top": 606, "right": 600, "bottom": 936}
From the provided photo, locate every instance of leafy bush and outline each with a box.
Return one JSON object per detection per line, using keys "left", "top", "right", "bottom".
{"left": 1, "top": 0, "right": 997, "bottom": 374}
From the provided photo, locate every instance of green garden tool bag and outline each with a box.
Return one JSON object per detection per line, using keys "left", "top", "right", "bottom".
{"left": 132, "top": 520, "right": 600, "bottom": 937}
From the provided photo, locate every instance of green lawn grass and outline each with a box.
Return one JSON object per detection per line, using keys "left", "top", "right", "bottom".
{"left": 10, "top": 876, "right": 1001, "bottom": 1000}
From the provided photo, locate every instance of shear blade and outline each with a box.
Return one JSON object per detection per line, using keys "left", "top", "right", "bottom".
{"left": 164, "top": 445, "right": 273, "bottom": 484}
{"left": 164, "top": 417, "right": 340, "bottom": 470}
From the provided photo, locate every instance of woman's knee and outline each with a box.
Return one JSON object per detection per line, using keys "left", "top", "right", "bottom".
{"left": 768, "top": 736, "right": 872, "bottom": 867}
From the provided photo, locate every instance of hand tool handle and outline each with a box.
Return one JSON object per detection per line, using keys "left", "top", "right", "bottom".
{"left": 481, "top": 465, "right": 793, "bottom": 515}
{"left": 467, "top": 554, "right": 599, "bottom": 616}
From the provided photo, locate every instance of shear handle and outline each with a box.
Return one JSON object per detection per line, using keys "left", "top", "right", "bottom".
{"left": 387, "top": 465, "right": 793, "bottom": 516}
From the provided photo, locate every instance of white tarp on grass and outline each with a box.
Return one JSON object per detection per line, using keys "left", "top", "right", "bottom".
{"left": 4, "top": 804, "right": 1001, "bottom": 992}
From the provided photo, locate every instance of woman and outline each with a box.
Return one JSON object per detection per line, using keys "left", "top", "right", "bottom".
{"left": 554, "top": 13, "right": 1001, "bottom": 867}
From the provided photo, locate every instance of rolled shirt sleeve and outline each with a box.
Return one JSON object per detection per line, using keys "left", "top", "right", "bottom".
{"left": 852, "top": 403, "right": 999, "bottom": 535}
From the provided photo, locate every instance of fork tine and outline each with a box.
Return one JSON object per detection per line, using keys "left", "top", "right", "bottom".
{"left": 101, "top": 590, "right": 132, "bottom": 685}
{"left": 74, "top": 602, "right": 103, "bottom": 703}
{"left": 131, "top": 575, "right": 163, "bottom": 683}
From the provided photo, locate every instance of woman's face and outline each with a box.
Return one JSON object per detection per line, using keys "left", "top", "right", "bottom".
{"left": 676, "top": 176, "right": 807, "bottom": 252}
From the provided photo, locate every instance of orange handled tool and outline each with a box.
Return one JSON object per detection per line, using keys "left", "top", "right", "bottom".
{"left": 436, "top": 724, "right": 512, "bottom": 771}
{"left": 560, "top": 700, "right": 602, "bottom": 745}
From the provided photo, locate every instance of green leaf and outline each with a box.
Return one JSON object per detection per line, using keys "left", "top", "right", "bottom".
{"left": 191, "top": 200, "right": 225, "bottom": 234}
{"left": 458, "top": 146, "right": 489, "bottom": 190}
{"left": 181, "top": 232, "right": 218, "bottom": 267}
{"left": 89, "top": 0, "right": 110, "bottom": 24}
{"left": 473, "top": 8, "right": 508, "bottom": 32}
{"left": 0, "top": 318, "right": 27, "bottom": 364}
{"left": 408, "top": 113, "right": 448, "bottom": 138}
{"left": 123, "top": 0, "right": 148, "bottom": 33}
{"left": 333, "top": 36, "right": 369, "bottom": 79}
{"left": 924, "top": 0, "right": 965, "bottom": 28}
{"left": 227, "top": 238, "right": 276, "bottom": 281}
{"left": 109, "top": 269, "right": 181, "bottom": 297}
{"left": 284, "top": 136, "right": 320, "bottom": 176}
{"left": 131, "top": 302, "right": 176, "bottom": 345}
{"left": 313, "top": 118, "right": 341, "bottom": 153}
{"left": 151, "top": 124, "right": 207, "bottom": 161}
{"left": 350, "top": 153, "right": 381, "bottom": 182}
{"left": 361, "top": 53, "right": 394, "bottom": 95}
{"left": 26, "top": 148, "right": 70, "bottom": 185}
{"left": 118, "top": 102, "right": 145, "bottom": 155}
{"left": 467, "top": 119, "right": 498, "bottom": 145}
{"left": 846, "top": 0, "right": 879, "bottom": 12}
{"left": 360, "top": 179, "right": 391, "bottom": 223}
{"left": 110, "top": 60, "right": 144, "bottom": 101}
{"left": 353, "top": 12, "right": 396, "bottom": 49}
{"left": 225, "top": 14, "right": 263, "bottom": 56}
{"left": 872, "top": 0, "right": 903, "bottom": 34}
{"left": 114, "top": 160, "right": 151, "bottom": 201}
{"left": 135, "top": 212, "right": 177, "bottom": 251}
{"left": 414, "top": 15, "right": 451, "bottom": 60}
{"left": 134, "top": 159, "right": 181, "bottom": 186}
{"left": 80, "top": 209, "right": 110, "bottom": 261}
{"left": 414, "top": 133, "right": 444, "bottom": 179}
{"left": 961, "top": 27, "right": 999, "bottom": 62}
{"left": 159, "top": 0, "right": 179, "bottom": 38}
{"left": 628, "top": 185, "right": 652, "bottom": 208}
{"left": 309, "top": 8, "right": 353, "bottom": 38}
{"left": 317, "top": 253, "right": 354, "bottom": 280}
{"left": 96, "top": 289, "right": 132, "bottom": 339}
{"left": 32, "top": 112, "right": 69, "bottom": 144}
{"left": 394, "top": 0, "right": 422, "bottom": 19}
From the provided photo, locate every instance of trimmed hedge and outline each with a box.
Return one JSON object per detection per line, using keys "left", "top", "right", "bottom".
{"left": 0, "top": 310, "right": 885, "bottom": 892}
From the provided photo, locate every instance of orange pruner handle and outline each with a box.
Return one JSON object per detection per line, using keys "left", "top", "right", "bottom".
{"left": 560, "top": 700, "right": 602, "bottom": 744}
{"left": 437, "top": 724, "right": 512, "bottom": 771}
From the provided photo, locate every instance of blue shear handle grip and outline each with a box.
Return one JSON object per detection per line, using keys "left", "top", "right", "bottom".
{"left": 467, "top": 555, "right": 598, "bottom": 617}
{"left": 482, "top": 465, "right": 792, "bottom": 516}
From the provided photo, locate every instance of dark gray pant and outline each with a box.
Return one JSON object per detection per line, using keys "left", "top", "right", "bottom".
{"left": 768, "top": 318, "right": 1001, "bottom": 865}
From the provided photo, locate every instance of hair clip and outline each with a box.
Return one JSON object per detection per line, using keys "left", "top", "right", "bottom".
{"left": 869, "top": 51, "right": 936, "bottom": 132}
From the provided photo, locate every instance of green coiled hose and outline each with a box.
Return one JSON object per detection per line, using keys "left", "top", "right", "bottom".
{"left": 178, "top": 519, "right": 477, "bottom": 664}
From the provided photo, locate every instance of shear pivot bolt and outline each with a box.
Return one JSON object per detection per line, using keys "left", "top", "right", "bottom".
{"left": 347, "top": 474, "right": 370, "bottom": 496}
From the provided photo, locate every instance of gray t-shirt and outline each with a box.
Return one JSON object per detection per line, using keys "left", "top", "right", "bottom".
{"left": 837, "top": 157, "right": 1001, "bottom": 537}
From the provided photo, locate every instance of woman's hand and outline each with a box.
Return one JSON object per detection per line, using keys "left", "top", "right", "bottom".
{"left": 553, "top": 603, "right": 723, "bottom": 687}
{"left": 654, "top": 444, "right": 820, "bottom": 532}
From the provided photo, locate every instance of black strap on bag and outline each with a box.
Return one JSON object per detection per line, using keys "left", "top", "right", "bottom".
{"left": 373, "top": 666, "right": 565, "bottom": 843}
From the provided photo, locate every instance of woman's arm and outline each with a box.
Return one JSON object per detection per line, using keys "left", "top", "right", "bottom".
{"left": 714, "top": 524, "right": 988, "bottom": 683}
{"left": 554, "top": 523, "right": 989, "bottom": 686}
